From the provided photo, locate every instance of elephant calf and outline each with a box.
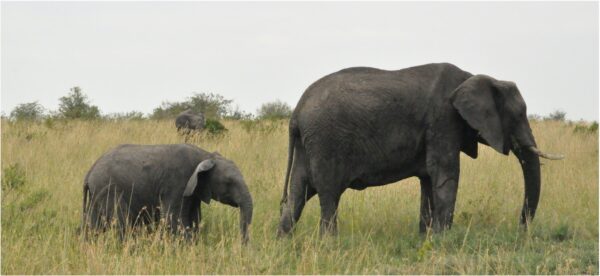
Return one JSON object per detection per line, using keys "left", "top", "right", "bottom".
{"left": 82, "top": 144, "right": 253, "bottom": 243}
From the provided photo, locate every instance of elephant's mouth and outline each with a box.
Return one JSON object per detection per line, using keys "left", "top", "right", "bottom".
{"left": 511, "top": 135, "right": 564, "bottom": 160}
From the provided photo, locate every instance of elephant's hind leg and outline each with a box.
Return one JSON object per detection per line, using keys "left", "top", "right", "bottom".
{"left": 317, "top": 191, "right": 342, "bottom": 235}
{"left": 88, "top": 187, "right": 129, "bottom": 240}
{"left": 311, "top": 159, "right": 345, "bottom": 236}
{"left": 279, "top": 180, "right": 316, "bottom": 236}
{"left": 278, "top": 145, "right": 315, "bottom": 237}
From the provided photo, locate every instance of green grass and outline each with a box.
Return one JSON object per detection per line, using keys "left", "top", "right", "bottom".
{"left": 1, "top": 119, "right": 597, "bottom": 274}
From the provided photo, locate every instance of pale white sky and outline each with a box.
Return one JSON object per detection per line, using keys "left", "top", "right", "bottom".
{"left": 2, "top": 1, "right": 598, "bottom": 120}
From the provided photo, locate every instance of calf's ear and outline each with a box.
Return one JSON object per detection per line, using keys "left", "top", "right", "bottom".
{"left": 184, "top": 159, "right": 216, "bottom": 204}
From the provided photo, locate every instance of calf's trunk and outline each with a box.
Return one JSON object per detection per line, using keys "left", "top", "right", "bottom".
{"left": 236, "top": 185, "right": 253, "bottom": 244}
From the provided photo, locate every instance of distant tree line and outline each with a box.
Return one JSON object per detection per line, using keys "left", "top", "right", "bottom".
{"left": 7, "top": 86, "right": 293, "bottom": 122}
{"left": 8, "top": 86, "right": 586, "bottom": 126}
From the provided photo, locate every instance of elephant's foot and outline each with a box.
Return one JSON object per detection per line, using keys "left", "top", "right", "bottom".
{"left": 431, "top": 218, "right": 453, "bottom": 233}
{"left": 277, "top": 214, "right": 294, "bottom": 238}
{"left": 277, "top": 219, "right": 294, "bottom": 238}
{"left": 276, "top": 227, "right": 291, "bottom": 238}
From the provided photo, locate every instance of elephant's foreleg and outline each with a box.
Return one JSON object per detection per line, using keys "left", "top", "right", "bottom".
{"left": 428, "top": 162, "right": 459, "bottom": 232}
{"left": 161, "top": 202, "right": 185, "bottom": 235}
{"left": 426, "top": 128, "right": 461, "bottom": 232}
{"left": 182, "top": 198, "right": 200, "bottom": 240}
{"left": 419, "top": 176, "right": 434, "bottom": 233}
{"left": 189, "top": 199, "right": 201, "bottom": 233}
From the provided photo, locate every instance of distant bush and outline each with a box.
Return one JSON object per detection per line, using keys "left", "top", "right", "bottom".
{"left": 151, "top": 92, "right": 233, "bottom": 120}
{"left": 204, "top": 118, "right": 227, "bottom": 135}
{"left": 257, "top": 100, "right": 292, "bottom": 120}
{"left": 224, "top": 105, "right": 254, "bottom": 120}
{"left": 528, "top": 114, "right": 542, "bottom": 121}
{"left": 103, "top": 111, "right": 145, "bottom": 121}
{"left": 573, "top": 121, "right": 598, "bottom": 134}
{"left": 2, "top": 163, "right": 26, "bottom": 191}
{"left": 240, "top": 119, "right": 285, "bottom": 134}
{"left": 10, "top": 101, "right": 45, "bottom": 122}
{"left": 590, "top": 122, "right": 598, "bottom": 132}
{"left": 546, "top": 110, "right": 566, "bottom": 121}
{"left": 58, "top": 87, "right": 100, "bottom": 120}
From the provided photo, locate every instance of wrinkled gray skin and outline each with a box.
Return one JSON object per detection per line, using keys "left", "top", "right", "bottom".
{"left": 176, "top": 109, "right": 205, "bottom": 133}
{"left": 278, "top": 63, "right": 563, "bottom": 236}
{"left": 82, "top": 144, "right": 253, "bottom": 243}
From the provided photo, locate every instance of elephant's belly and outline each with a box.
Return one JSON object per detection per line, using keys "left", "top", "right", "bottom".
{"left": 348, "top": 156, "right": 426, "bottom": 190}
{"left": 349, "top": 171, "right": 414, "bottom": 190}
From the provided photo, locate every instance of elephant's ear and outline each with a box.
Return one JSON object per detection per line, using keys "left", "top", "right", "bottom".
{"left": 451, "top": 75, "right": 509, "bottom": 155}
{"left": 184, "top": 159, "right": 216, "bottom": 204}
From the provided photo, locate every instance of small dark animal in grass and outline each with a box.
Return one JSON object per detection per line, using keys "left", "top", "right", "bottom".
{"left": 82, "top": 144, "right": 253, "bottom": 243}
{"left": 278, "top": 62, "right": 564, "bottom": 237}
{"left": 175, "top": 109, "right": 205, "bottom": 134}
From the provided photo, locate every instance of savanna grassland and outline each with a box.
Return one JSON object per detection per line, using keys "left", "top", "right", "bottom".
{"left": 1, "top": 119, "right": 598, "bottom": 274}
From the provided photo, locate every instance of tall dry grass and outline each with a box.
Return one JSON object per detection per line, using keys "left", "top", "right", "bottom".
{"left": 1, "top": 119, "right": 597, "bottom": 274}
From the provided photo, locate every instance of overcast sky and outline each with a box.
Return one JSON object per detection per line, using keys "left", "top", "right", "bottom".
{"left": 2, "top": 2, "right": 598, "bottom": 120}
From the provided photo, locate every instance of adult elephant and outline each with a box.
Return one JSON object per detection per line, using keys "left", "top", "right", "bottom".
{"left": 176, "top": 109, "right": 205, "bottom": 133}
{"left": 82, "top": 144, "right": 253, "bottom": 243}
{"left": 278, "top": 63, "right": 563, "bottom": 236}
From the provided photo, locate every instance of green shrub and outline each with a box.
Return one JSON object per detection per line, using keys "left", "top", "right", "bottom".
{"left": 551, "top": 223, "right": 572, "bottom": 242}
{"left": 2, "top": 163, "right": 26, "bottom": 191}
{"left": 204, "top": 118, "right": 227, "bottom": 135}
{"left": 19, "top": 189, "right": 49, "bottom": 212}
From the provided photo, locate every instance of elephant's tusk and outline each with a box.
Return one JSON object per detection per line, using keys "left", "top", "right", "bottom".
{"left": 528, "top": 146, "right": 565, "bottom": 160}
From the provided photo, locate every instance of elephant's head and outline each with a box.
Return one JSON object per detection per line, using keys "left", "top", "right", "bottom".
{"left": 183, "top": 153, "right": 253, "bottom": 243}
{"left": 182, "top": 110, "right": 205, "bottom": 129}
{"left": 451, "top": 75, "right": 563, "bottom": 226}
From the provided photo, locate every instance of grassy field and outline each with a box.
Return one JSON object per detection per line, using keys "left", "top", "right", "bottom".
{"left": 1, "top": 119, "right": 597, "bottom": 274}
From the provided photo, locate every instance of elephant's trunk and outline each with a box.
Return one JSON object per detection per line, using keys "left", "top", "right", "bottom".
{"left": 236, "top": 183, "right": 253, "bottom": 244}
{"left": 512, "top": 145, "right": 541, "bottom": 227}
{"left": 510, "top": 121, "right": 563, "bottom": 226}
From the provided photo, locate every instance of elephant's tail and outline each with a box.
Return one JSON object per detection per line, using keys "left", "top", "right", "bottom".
{"left": 280, "top": 122, "right": 298, "bottom": 208}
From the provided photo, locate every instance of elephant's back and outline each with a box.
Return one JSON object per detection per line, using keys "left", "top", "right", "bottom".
{"left": 293, "top": 63, "right": 468, "bottom": 129}
{"left": 85, "top": 144, "right": 207, "bottom": 194}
